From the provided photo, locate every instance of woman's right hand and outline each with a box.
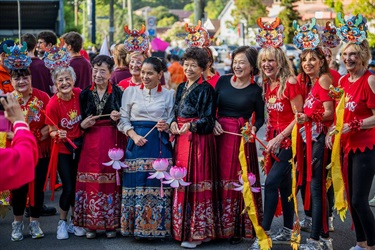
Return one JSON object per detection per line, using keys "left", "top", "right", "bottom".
{"left": 57, "top": 129, "right": 67, "bottom": 140}
{"left": 81, "top": 115, "right": 99, "bottom": 129}
{"left": 170, "top": 122, "right": 179, "bottom": 135}
{"left": 213, "top": 120, "right": 224, "bottom": 136}
{"left": 132, "top": 134, "right": 148, "bottom": 146}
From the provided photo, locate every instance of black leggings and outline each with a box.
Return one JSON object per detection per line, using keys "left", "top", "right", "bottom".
{"left": 262, "top": 147, "right": 294, "bottom": 231}
{"left": 348, "top": 148, "right": 375, "bottom": 246}
{"left": 12, "top": 157, "right": 49, "bottom": 218}
{"left": 58, "top": 153, "right": 79, "bottom": 212}
{"left": 300, "top": 133, "right": 329, "bottom": 240}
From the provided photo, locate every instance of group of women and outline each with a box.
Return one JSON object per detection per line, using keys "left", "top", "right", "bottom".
{"left": 4, "top": 15, "right": 375, "bottom": 250}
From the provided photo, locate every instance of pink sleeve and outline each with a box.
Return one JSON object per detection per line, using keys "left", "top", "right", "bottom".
{"left": 0, "top": 127, "right": 38, "bottom": 191}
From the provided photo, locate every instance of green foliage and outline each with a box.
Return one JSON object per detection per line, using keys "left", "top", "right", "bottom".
{"left": 161, "top": 22, "right": 186, "bottom": 44}
{"left": 64, "top": 0, "right": 81, "bottom": 33}
{"left": 149, "top": 6, "right": 179, "bottom": 27}
{"left": 205, "top": 0, "right": 228, "bottom": 19}
{"left": 133, "top": 0, "right": 192, "bottom": 10}
{"left": 230, "top": 0, "right": 266, "bottom": 32}
{"left": 183, "top": 3, "right": 194, "bottom": 11}
{"left": 279, "top": 0, "right": 300, "bottom": 44}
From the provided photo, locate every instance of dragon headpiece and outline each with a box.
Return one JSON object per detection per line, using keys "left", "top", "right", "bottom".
{"left": 184, "top": 20, "right": 210, "bottom": 48}
{"left": 256, "top": 18, "right": 284, "bottom": 48}
{"left": 42, "top": 39, "right": 71, "bottom": 72}
{"left": 3, "top": 42, "right": 32, "bottom": 70}
{"left": 336, "top": 13, "right": 367, "bottom": 44}
{"left": 123, "top": 25, "right": 150, "bottom": 53}
{"left": 321, "top": 22, "right": 341, "bottom": 48}
{"left": 293, "top": 18, "right": 320, "bottom": 50}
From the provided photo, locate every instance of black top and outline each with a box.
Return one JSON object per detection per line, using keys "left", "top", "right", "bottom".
{"left": 79, "top": 83, "right": 123, "bottom": 127}
{"left": 215, "top": 74, "right": 265, "bottom": 131}
{"left": 173, "top": 80, "right": 216, "bottom": 135}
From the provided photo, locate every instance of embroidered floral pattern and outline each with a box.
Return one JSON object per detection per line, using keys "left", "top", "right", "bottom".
{"left": 77, "top": 172, "right": 117, "bottom": 183}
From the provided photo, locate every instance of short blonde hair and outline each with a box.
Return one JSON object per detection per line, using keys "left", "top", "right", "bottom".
{"left": 340, "top": 40, "right": 371, "bottom": 69}
{"left": 126, "top": 51, "right": 147, "bottom": 65}
{"left": 112, "top": 44, "right": 128, "bottom": 67}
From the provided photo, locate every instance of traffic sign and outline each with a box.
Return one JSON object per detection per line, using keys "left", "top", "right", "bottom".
{"left": 147, "top": 16, "right": 157, "bottom": 36}
{"left": 148, "top": 28, "right": 156, "bottom": 36}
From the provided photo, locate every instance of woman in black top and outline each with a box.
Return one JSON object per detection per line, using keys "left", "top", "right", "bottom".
{"left": 214, "top": 46, "right": 264, "bottom": 244}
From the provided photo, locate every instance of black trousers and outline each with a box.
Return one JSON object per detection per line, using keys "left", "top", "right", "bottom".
{"left": 12, "top": 157, "right": 49, "bottom": 218}
{"left": 262, "top": 147, "right": 294, "bottom": 231}
{"left": 348, "top": 147, "right": 375, "bottom": 246}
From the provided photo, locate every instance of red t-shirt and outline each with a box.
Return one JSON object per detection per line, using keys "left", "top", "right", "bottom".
{"left": 265, "top": 80, "right": 301, "bottom": 140}
{"left": 45, "top": 88, "right": 83, "bottom": 154}
{"left": 20, "top": 88, "right": 51, "bottom": 157}
{"left": 341, "top": 70, "right": 375, "bottom": 153}
{"left": 303, "top": 79, "right": 333, "bottom": 128}
{"left": 330, "top": 69, "right": 341, "bottom": 87}
{"left": 206, "top": 71, "right": 220, "bottom": 88}
{"left": 118, "top": 77, "right": 140, "bottom": 90}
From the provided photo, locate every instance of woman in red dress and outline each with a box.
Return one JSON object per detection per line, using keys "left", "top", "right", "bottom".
{"left": 170, "top": 47, "right": 221, "bottom": 249}
{"left": 326, "top": 15, "right": 375, "bottom": 250}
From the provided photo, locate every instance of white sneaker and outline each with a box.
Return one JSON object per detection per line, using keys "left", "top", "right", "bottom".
{"left": 181, "top": 241, "right": 202, "bottom": 248}
{"left": 57, "top": 220, "right": 69, "bottom": 240}
{"left": 11, "top": 221, "right": 24, "bottom": 241}
{"left": 29, "top": 221, "right": 44, "bottom": 239}
{"left": 67, "top": 219, "right": 86, "bottom": 237}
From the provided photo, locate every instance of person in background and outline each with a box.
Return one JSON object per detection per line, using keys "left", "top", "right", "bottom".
{"left": 36, "top": 30, "right": 58, "bottom": 59}
{"left": 62, "top": 31, "right": 92, "bottom": 90}
{"left": 223, "top": 51, "right": 232, "bottom": 74}
{"left": 22, "top": 33, "right": 55, "bottom": 96}
{"left": 203, "top": 47, "right": 220, "bottom": 88}
{"left": 326, "top": 16, "right": 375, "bottom": 250}
{"left": 117, "top": 57, "right": 175, "bottom": 239}
{"left": 3, "top": 44, "right": 50, "bottom": 241}
{"left": 0, "top": 40, "right": 14, "bottom": 94}
{"left": 214, "top": 45, "right": 264, "bottom": 244}
{"left": 0, "top": 94, "right": 38, "bottom": 191}
{"left": 110, "top": 44, "right": 131, "bottom": 85}
{"left": 368, "top": 60, "right": 375, "bottom": 74}
{"left": 74, "top": 55, "right": 124, "bottom": 239}
{"left": 329, "top": 60, "right": 340, "bottom": 72}
{"left": 118, "top": 26, "right": 150, "bottom": 90}
{"left": 167, "top": 54, "right": 184, "bottom": 90}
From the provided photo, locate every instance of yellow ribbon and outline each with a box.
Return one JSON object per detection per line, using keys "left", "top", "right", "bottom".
{"left": 328, "top": 94, "right": 348, "bottom": 221}
{"left": 288, "top": 124, "right": 301, "bottom": 249}
{"left": 0, "top": 132, "right": 6, "bottom": 148}
{"left": 239, "top": 137, "right": 272, "bottom": 250}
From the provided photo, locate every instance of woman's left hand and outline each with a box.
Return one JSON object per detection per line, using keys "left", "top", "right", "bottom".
{"left": 110, "top": 110, "right": 121, "bottom": 121}
{"left": 341, "top": 123, "right": 351, "bottom": 134}
{"left": 266, "top": 135, "right": 283, "bottom": 154}
{"left": 296, "top": 112, "right": 309, "bottom": 124}
{"left": 179, "top": 122, "right": 191, "bottom": 134}
{"left": 156, "top": 120, "right": 169, "bottom": 132}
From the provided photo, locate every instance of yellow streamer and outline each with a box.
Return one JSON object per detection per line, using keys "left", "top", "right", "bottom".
{"left": 288, "top": 124, "right": 301, "bottom": 250}
{"left": 0, "top": 132, "right": 6, "bottom": 148}
{"left": 239, "top": 137, "right": 272, "bottom": 250}
{"left": 329, "top": 94, "right": 348, "bottom": 221}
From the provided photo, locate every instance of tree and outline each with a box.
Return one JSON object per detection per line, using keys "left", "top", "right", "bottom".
{"left": 205, "top": 0, "right": 228, "bottom": 19}
{"left": 183, "top": 3, "right": 194, "bottom": 11}
{"left": 149, "top": 6, "right": 179, "bottom": 27}
{"left": 230, "top": 0, "right": 266, "bottom": 32}
{"left": 278, "top": 0, "right": 300, "bottom": 44}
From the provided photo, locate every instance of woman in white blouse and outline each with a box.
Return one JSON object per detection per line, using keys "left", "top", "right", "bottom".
{"left": 117, "top": 57, "right": 175, "bottom": 239}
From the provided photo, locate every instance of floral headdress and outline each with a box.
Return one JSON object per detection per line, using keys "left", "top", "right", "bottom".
{"left": 321, "top": 22, "right": 341, "bottom": 48}
{"left": 256, "top": 18, "right": 284, "bottom": 48}
{"left": 123, "top": 25, "right": 150, "bottom": 53}
{"left": 336, "top": 13, "right": 367, "bottom": 44}
{"left": 184, "top": 20, "right": 210, "bottom": 48}
{"left": 293, "top": 18, "right": 320, "bottom": 50}
{"left": 3, "top": 42, "right": 32, "bottom": 70}
{"left": 42, "top": 39, "right": 71, "bottom": 71}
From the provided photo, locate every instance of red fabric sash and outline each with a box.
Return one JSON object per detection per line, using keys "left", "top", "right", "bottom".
{"left": 304, "top": 121, "right": 312, "bottom": 210}
{"left": 44, "top": 142, "right": 60, "bottom": 201}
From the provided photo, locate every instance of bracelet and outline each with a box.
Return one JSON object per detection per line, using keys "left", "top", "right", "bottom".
{"left": 309, "top": 109, "right": 324, "bottom": 123}
{"left": 348, "top": 118, "right": 363, "bottom": 131}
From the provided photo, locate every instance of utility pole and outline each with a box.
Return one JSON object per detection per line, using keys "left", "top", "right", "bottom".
{"left": 194, "top": 0, "right": 204, "bottom": 25}
{"left": 109, "top": 0, "right": 114, "bottom": 45}
{"left": 127, "top": 0, "right": 133, "bottom": 29}
{"left": 74, "top": 0, "right": 78, "bottom": 26}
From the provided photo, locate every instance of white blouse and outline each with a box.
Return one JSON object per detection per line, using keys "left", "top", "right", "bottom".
{"left": 118, "top": 85, "right": 175, "bottom": 135}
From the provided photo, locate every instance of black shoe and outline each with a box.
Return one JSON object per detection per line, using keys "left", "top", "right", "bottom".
{"left": 41, "top": 204, "right": 57, "bottom": 216}
{"left": 229, "top": 236, "right": 243, "bottom": 245}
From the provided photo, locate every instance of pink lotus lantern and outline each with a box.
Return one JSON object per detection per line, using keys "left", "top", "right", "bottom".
{"left": 102, "top": 148, "right": 128, "bottom": 185}
{"left": 148, "top": 158, "right": 171, "bottom": 197}
{"left": 163, "top": 166, "right": 191, "bottom": 188}
{"left": 232, "top": 172, "right": 261, "bottom": 193}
